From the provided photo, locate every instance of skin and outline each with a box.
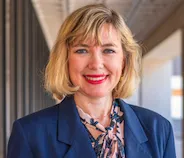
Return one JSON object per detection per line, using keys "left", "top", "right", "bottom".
{"left": 68, "top": 23, "right": 124, "bottom": 126}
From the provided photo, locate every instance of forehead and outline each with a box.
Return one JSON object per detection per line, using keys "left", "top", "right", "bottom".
{"left": 99, "top": 24, "right": 120, "bottom": 42}
{"left": 100, "top": 24, "right": 119, "bottom": 36}
{"left": 71, "top": 23, "right": 121, "bottom": 46}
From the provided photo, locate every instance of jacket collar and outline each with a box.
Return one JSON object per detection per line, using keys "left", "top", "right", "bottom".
{"left": 118, "top": 99, "right": 152, "bottom": 157}
{"left": 57, "top": 95, "right": 152, "bottom": 158}
{"left": 118, "top": 99, "right": 148, "bottom": 143}
{"left": 58, "top": 95, "right": 96, "bottom": 158}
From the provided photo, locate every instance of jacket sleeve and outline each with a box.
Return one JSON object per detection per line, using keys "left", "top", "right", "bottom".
{"left": 163, "top": 122, "right": 176, "bottom": 158}
{"left": 7, "top": 120, "right": 33, "bottom": 158}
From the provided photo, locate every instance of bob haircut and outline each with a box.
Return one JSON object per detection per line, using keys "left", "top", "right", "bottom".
{"left": 44, "top": 4, "right": 142, "bottom": 100}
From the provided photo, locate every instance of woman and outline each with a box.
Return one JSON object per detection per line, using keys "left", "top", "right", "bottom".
{"left": 8, "top": 4, "right": 176, "bottom": 158}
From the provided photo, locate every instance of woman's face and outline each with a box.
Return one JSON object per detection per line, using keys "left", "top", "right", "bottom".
{"left": 68, "top": 23, "right": 124, "bottom": 98}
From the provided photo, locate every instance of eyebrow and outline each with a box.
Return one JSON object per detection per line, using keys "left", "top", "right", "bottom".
{"left": 72, "top": 43, "right": 118, "bottom": 48}
{"left": 101, "top": 43, "right": 118, "bottom": 47}
{"left": 72, "top": 44, "right": 89, "bottom": 47}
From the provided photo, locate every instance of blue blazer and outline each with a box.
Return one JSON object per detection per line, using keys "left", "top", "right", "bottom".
{"left": 7, "top": 95, "right": 176, "bottom": 158}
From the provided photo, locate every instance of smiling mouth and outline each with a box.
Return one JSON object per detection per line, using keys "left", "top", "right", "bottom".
{"left": 84, "top": 75, "right": 108, "bottom": 84}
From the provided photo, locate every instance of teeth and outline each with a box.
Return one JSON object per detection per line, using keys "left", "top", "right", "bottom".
{"left": 85, "top": 76, "right": 106, "bottom": 81}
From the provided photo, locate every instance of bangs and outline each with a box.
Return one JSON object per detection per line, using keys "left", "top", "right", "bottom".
{"left": 65, "top": 5, "right": 117, "bottom": 47}
{"left": 68, "top": 22, "right": 114, "bottom": 46}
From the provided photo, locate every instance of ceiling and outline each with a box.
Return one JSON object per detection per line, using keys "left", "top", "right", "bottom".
{"left": 32, "top": 0, "right": 184, "bottom": 54}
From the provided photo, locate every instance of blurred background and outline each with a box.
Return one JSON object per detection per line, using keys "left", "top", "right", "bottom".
{"left": 0, "top": 0, "right": 184, "bottom": 157}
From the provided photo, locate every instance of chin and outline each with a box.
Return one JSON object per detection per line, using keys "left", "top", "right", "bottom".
{"left": 86, "top": 91, "right": 111, "bottom": 98}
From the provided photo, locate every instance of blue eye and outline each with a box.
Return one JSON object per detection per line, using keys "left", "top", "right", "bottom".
{"left": 75, "top": 49, "right": 87, "bottom": 54}
{"left": 103, "top": 49, "right": 115, "bottom": 54}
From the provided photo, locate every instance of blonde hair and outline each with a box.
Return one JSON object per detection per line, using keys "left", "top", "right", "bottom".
{"left": 44, "top": 4, "right": 142, "bottom": 100}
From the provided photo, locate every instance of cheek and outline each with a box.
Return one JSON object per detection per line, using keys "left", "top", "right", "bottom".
{"left": 119, "top": 54, "right": 125, "bottom": 70}
{"left": 113, "top": 60, "right": 124, "bottom": 80}
{"left": 112, "top": 57, "right": 124, "bottom": 72}
{"left": 68, "top": 60, "right": 79, "bottom": 86}
{"left": 68, "top": 57, "right": 77, "bottom": 78}
{"left": 68, "top": 57, "right": 85, "bottom": 76}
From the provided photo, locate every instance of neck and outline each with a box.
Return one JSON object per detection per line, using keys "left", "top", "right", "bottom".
{"left": 74, "top": 93, "right": 113, "bottom": 120}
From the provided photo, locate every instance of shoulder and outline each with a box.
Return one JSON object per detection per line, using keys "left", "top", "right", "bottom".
{"left": 119, "top": 99, "right": 176, "bottom": 155}
{"left": 9, "top": 104, "right": 60, "bottom": 151}
{"left": 124, "top": 102, "right": 174, "bottom": 148}
{"left": 119, "top": 99, "right": 171, "bottom": 124}
{"left": 124, "top": 102, "right": 176, "bottom": 157}
{"left": 118, "top": 99, "right": 173, "bottom": 138}
{"left": 8, "top": 103, "right": 72, "bottom": 158}
{"left": 130, "top": 104, "right": 172, "bottom": 130}
{"left": 15, "top": 104, "right": 59, "bottom": 130}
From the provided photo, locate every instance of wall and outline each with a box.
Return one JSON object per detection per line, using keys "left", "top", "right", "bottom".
{"left": 142, "top": 60, "right": 172, "bottom": 121}
{"left": 141, "top": 29, "right": 182, "bottom": 122}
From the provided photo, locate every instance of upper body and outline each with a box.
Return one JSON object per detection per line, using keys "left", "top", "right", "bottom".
{"left": 7, "top": 3, "right": 176, "bottom": 158}
{"left": 8, "top": 96, "right": 175, "bottom": 158}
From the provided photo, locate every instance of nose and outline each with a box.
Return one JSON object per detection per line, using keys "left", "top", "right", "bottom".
{"left": 88, "top": 51, "right": 104, "bottom": 70}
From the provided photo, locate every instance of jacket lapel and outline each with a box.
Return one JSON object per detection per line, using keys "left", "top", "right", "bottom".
{"left": 119, "top": 99, "right": 152, "bottom": 158}
{"left": 57, "top": 96, "right": 96, "bottom": 158}
{"left": 57, "top": 96, "right": 152, "bottom": 158}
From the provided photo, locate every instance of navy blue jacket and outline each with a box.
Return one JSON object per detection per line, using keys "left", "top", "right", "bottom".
{"left": 7, "top": 95, "right": 176, "bottom": 158}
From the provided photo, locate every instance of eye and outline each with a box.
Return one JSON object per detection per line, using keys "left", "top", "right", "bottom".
{"left": 103, "top": 49, "right": 115, "bottom": 54}
{"left": 75, "top": 49, "right": 88, "bottom": 54}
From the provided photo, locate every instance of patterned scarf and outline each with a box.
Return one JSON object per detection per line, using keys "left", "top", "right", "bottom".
{"left": 77, "top": 100, "right": 125, "bottom": 158}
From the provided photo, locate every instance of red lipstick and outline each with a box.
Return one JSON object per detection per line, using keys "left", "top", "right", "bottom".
{"left": 84, "top": 74, "right": 107, "bottom": 84}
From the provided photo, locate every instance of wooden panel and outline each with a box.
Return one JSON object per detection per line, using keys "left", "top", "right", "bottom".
{"left": 3, "top": 1, "right": 54, "bottom": 156}
{"left": 8, "top": 0, "right": 17, "bottom": 132}
{"left": 182, "top": 27, "right": 184, "bottom": 158}
{"left": 31, "top": 9, "right": 37, "bottom": 112}
{"left": 16, "top": 0, "right": 24, "bottom": 118}
{"left": 0, "top": 0, "right": 6, "bottom": 157}
{"left": 24, "top": 0, "right": 31, "bottom": 115}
